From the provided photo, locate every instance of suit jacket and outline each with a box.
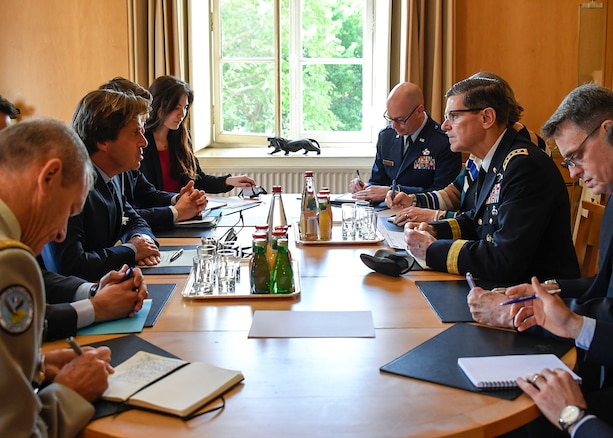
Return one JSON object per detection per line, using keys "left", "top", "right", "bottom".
{"left": 575, "top": 418, "right": 613, "bottom": 437}
{"left": 141, "top": 131, "right": 232, "bottom": 194}
{"left": 427, "top": 127, "right": 579, "bottom": 283}
{"left": 121, "top": 170, "right": 176, "bottom": 231}
{"left": 369, "top": 115, "right": 461, "bottom": 193}
{"left": 41, "top": 169, "right": 157, "bottom": 281}
{"left": 42, "top": 270, "right": 83, "bottom": 341}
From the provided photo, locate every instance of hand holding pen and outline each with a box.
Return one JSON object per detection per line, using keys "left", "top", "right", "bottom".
{"left": 356, "top": 169, "right": 365, "bottom": 189}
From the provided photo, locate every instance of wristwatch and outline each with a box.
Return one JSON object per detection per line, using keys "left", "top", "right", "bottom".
{"left": 89, "top": 283, "right": 99, "bottom": 298}
{"left": 558, "top": 405, "right": 587, "bottom": 431}
{"left": 544, "top": 279, "right": 560, "bottom": 288}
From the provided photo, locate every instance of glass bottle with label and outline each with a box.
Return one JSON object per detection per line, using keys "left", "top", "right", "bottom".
{"left": 317, "top": 193, "right": 331, "bottom": 240}
{"left": 319, "top": 187, "right": 333, "bottom": 237}
{"left": 250, "top": 236, "right": 270, "bottom": 294}
{"left": 300, "top": 171, "right": 319, "bottom": 241}
{"left": 267, "top": 186, "right": 287, "bottom": 240}
{"left": 271, "top": 238, "right": 293, "bottom": 294}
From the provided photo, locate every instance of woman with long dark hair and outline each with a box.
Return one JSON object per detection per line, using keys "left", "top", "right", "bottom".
{"left": 141, "top": 75, "right": 255, "bottom": 193}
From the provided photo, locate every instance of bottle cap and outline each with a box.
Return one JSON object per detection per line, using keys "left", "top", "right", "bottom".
{"left": 304, "top": 171, "right": 313, "bottom": 177}
{"left": 272, "top": 185, "right": 282, "bottom": 193}
{"left": 255, "top": 224, "right": 269, "bottom": 231}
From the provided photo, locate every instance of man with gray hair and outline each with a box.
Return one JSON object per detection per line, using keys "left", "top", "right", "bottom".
{"left": 0, "top": 119, "right": 113, "bottom": 437}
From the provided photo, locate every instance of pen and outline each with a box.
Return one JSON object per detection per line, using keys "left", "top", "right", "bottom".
{"left": 391, "top": 179, "right": 397, "bottom": 200}
{"left": 169, "top": 248, "right": 183, "bottom": 262}
{"left": 356, "top": 169, "right": 365, "bottom": 188}
{"left": 123, "top": 267, "right": 133, "bottom": 281}
{"left": 466, "top": 272, "right": 476, "bottom": 289}
{"left": 66, "top": 336, "right": 83, "bottom": 355}
{"left": 499, "top": 289, "right": 562, "bottom": 306}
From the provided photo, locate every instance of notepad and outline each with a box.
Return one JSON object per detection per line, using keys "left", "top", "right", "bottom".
{"left": 458, "top": 354, "right": 581, "bottom": 390}
{"left": 103, "top": 351, "right": 244, "bottom": 418}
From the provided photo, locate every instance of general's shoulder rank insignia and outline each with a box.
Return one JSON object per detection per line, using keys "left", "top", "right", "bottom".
{"left": 0, "top": 285, "right": 34, "bottom": 334}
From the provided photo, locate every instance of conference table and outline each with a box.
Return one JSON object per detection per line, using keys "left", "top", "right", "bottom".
{"left": 43, "top": 194, "right": 574, "bottom": 437}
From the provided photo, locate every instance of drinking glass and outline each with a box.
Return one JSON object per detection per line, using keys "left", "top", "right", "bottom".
{"left": 341, "top": 203, "right": 356, "bottom": 239}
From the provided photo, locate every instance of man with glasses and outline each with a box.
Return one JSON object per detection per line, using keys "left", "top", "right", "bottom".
{"left": 349, "top": 82, "right": 461, "bottom": 203}
{"left": 404, "top": 77, "right": 579, "bottom": 283}
{"left": 467, "top": 83, "right": 613, "bottom": 437}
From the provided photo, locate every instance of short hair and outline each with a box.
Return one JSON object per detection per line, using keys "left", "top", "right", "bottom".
{"left": 445, "top": 77, "right": 510, "bottom": 126}
{"left": 0, "top": 95, "right": 20, "bottom": 119}
{"left": 541, "top": 83, "right": 613, "bottom": 139}
{"left": 71, "top": 89, "right": 150, "bottom": 155}
{"left": 468, "top": 72, "right": 523, "bottom": 125}
{"left": 0, "top": 118, "right": 94, "bottom": 189}
{"left": 99, "top": 76, "right": 152, "bottom": 103}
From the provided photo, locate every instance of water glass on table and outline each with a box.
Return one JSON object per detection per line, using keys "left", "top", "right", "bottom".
{"left": 193, "top": 254, "right": 216, "bottom": 295}
{"left": 361, "top": 206, "right": 377, "bottom": 240}
{"left": 216, "top": 249, "right": 239, "bottom": 294}
{"left": 341, "top": 203, "right": 356, "bottom": 239}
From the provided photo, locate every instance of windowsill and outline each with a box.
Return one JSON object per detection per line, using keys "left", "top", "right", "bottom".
{"left": 196, "top": 146, "right": 375, "bottom": 170}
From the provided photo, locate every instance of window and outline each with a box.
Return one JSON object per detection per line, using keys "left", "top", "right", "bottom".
{"left": 190, "top": 0, "right": 390, "bottom": 149}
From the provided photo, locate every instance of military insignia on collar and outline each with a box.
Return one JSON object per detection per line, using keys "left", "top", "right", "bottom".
{"left": 0, "top": 285, "right": 34, "bottom": 334}
{"left": 422, "top": 148, "right": 430, "bottom": 155}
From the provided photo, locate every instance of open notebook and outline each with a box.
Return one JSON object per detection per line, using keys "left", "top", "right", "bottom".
{"left": 103, "top": 351, "right": 244, "bottom": 418}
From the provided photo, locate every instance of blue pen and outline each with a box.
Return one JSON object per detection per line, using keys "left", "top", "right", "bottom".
{"left": 123, "top": 267, "right": 133, "bottom": 281}
{"left": 466, "top": 272, "right": 476, "bottom": 289}
{"left": 391, "top": 179, "right": 397, "bottom": 200}
{"left": 500, "top": 289, "right": 562, "bottom": 306}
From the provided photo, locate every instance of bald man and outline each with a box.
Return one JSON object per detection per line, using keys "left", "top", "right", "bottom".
{"left": 350, "top": 82, "right": 461, "bottom": 202}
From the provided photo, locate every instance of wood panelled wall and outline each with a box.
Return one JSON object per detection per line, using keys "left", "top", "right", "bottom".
{"left": 0, "top": 1, "right": 611, "bottom": 130}
{"left": 455, "top": 0, "right": 613, "bottom": 133}
{"left": 0, "top": 1, "right": 130, "bottom": 123}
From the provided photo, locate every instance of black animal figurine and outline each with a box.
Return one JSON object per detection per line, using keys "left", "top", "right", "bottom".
{"left": 267, "top": 136, "right": 321, "bottom": 155}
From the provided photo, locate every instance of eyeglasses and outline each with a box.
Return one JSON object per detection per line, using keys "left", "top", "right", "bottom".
{"left": 443, "top": 108, "right": 486, "bottom": 123}
{"left": 560, "top": 123, "right": 601, "bottom": 169}
{"left": 383, "top": 105, "right": 420, "bottom": 125}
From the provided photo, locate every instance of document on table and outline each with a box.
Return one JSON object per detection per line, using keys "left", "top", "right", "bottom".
{"left": 77, "top": 299, "right": 151, "bottom": 335}
{"left": 248, "top": 310, "right": 375, "bottom": 338}
{"left": 147, "top": 248, "right": 197, "bottom": 268}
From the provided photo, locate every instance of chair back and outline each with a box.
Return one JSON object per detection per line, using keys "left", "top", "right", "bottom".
{"left": 574, "top": 200, "right": 605, "bottom": 277}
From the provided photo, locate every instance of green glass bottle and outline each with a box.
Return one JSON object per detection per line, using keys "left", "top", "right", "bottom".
{"left": 271, "top": 238, "right": 293, "bottom": 294}
{"left": 250, "top": 238, "right": 271, "bottom": 294}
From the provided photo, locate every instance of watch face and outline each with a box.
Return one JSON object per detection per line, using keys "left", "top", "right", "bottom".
{"left": 560, "top": 405, "right": 580, "bottom": 422}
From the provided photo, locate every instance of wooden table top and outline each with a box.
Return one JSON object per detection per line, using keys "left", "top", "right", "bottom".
{"left": 43, "top": 195, "right": 574, "bottom": 437}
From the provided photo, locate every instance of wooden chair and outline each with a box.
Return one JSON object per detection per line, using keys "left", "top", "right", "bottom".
{"left": 574, "top": 200, "right": 605, "bottom": 277}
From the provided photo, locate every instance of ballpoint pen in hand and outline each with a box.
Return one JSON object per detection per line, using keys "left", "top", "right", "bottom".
{"left": 391, "top": 179, "right": 397, "bottom": 200}
{"left": 66, "top": 336, "right": 83, "bottom": 355}
{"left": 499, "top": 289, "right": 562, "bottom": 306}
{"left": 356, "top": 169, "right": 365, "bottom": 188}
{"left": 466, "top": 272, "right": 476, "bottom": 289}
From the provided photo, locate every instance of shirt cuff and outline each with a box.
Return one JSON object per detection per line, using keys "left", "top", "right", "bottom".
{"left": 171, "top": 194, "right": 179, "bottom": 205}
{"left": 169, "top": 205, "right": 179, "bottom": 223}
{"left": 70, "top": 299, "right": 96, "bottom": 328}
{"left": 571, "top": 415, "right": 598, "bottom": 438}
{"left": 73, "top": 282, "right": 95, "bottom": 301}
{"left": 123, "top": 242, "right": 137, "bottom": 253}
{"left": 576, "top": 316, "right": 596, "bottom": 350}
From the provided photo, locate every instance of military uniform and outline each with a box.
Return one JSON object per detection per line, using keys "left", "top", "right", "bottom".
{"left": 369, "top": 115, "right": 462, "bottom": 194}
{"left": 0, "top": 199, "right": 93, "bottom": 437}
{"left": 426, "top": 128, "right": 580, "bottom": 283}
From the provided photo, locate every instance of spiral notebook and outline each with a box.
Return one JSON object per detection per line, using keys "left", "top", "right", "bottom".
{"left": 458, "top": 354, "right": 581, "bottom": 390}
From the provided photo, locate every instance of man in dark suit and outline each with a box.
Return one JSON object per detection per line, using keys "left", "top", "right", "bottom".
{"left": 42, "top": 90, "right": 160, "bottom": 281}
{"left": 99, "top": 77, "right": 208, "bottom": 232}
{"left": 468, "top": 84, "right": 613, "bottom": 436}
{"left": 44, "top": 267, "right": 147, "bottom": 341}
{"left": 349, "top": 82, "right": 461, "bottom": 202}
{"left": 404, "top": 76, "right": 579, "bottom": 283}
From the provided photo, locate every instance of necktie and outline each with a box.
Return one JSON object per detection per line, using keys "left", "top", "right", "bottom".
{"left": 476, "top": 167, "right": 486, "bottom": 196}
{"left": 403, "top": 136, "right": 413, "bottom": 158}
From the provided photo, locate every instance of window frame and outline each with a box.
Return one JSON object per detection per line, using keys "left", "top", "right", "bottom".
{"left": 189, "top": 0, "right": 391, "bottom": 150}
